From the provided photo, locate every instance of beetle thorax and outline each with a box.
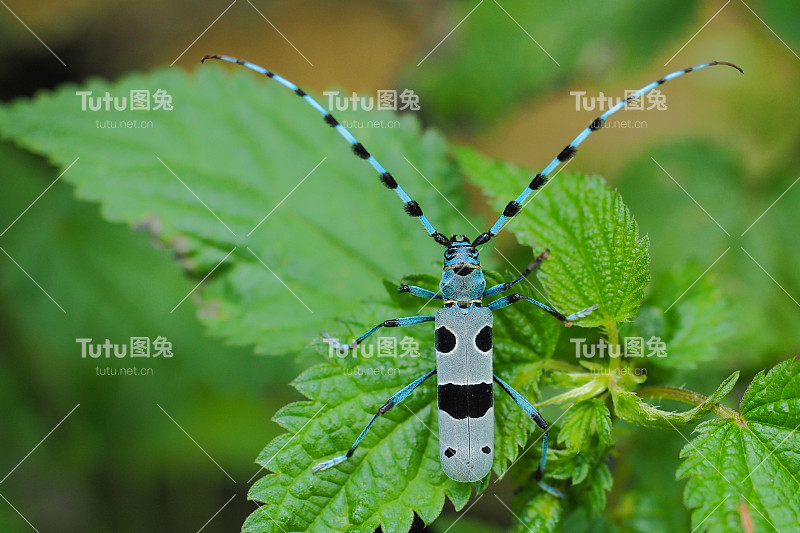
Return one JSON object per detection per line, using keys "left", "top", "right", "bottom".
{"left": 440, "top": 240, "right": 485, "bottom": 303}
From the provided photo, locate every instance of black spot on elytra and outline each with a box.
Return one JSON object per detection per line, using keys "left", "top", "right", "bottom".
{"left": 444, "top": 447, "right": 456, "bottom": 457}
{"left": 438, "top": 383, "right": 493, "bottom": 419}
{"left": 435, "top": 326, "right": 456, "bottom": 353}
{"left": 481, "top": 446, "right": 491, "bottom": 454}
{"left": 475, "top": 326, "right": 492, "bottom": 352}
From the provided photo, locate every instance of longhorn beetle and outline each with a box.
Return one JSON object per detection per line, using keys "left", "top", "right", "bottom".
{"left": 202, "top": 55, "right": 742, "bottom": 494}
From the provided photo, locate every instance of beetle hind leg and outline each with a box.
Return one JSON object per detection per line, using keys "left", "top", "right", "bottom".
{"left": 494, "top": 374, "right": 564, "bottom": 498}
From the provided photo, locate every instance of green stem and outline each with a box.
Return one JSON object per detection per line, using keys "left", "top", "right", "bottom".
{"left": 637, "top": 385, "right": 738, "bottom": 419}
{"left": 605, "top": 320, "right": 621, "bottom": 372}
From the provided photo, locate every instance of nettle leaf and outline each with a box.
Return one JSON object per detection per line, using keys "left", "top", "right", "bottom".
{"left": 611, "top": 372, "right": 738, "bottom": 428}
{"left": 678, "top": 359, "right": 800, "bottom": 532}
{"left": 245, "top": 275, "right": 563, "bottom": 532}
{"left": 245, "top": 357, "right": 465, "bottom": 533}
{"left": 454, "top": 145, "right": 649, "bottom": 329}
{"left": 557, "top": 399, "right": 611, "bottom": 452}
{"left": 0, "top": 66, "right": 464, "bottom": 355}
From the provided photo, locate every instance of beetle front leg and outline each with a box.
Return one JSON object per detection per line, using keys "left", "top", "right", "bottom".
{"left": 397, "top": 285, "right": 442, "bottom": 300}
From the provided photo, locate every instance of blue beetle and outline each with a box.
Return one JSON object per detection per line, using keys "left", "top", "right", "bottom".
{"left": 202, "top": 55, "right": 741, "bottom": 493}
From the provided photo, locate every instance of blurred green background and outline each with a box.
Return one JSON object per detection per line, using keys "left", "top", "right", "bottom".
{"left": 1, "top": 1, "right": 798, "bottom": 531}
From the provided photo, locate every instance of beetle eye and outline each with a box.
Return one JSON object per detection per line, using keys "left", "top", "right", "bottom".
{"left": 444, "top": 249, "right": 456, "bottom": 260}
{"left": 468, "top": 248, "right": 478, "bottom": 258}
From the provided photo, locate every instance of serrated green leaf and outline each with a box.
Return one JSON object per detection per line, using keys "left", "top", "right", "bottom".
{"left": 678, "top": 358, "right": 800, "bottom": 533}
{"left": 244, "top": 359, "right": 466, "bottom": 533}
{"left": 454, "top": 145, "right": 649, "bottom": 328}
{"left": 244, "top": 273, "right": 562, "bottom": 532}
{"left": 611, "top": 372, "right": 738, "bottom": 428}
{"left": 557, "top": 399, "right": 611, "bottom": 452}
{"left": 0, "top": 66, "right": 464, "bottom": 355}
